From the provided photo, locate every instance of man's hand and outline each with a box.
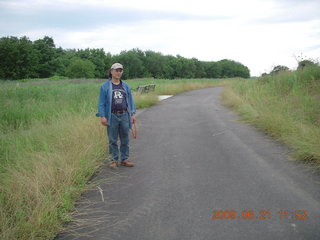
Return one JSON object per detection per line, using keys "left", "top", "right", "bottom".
{"left": 101, "top": 116, "right": 107, "bottom": 126}
{"left": 131, "top": 114, "right": 136, "bottom": 124}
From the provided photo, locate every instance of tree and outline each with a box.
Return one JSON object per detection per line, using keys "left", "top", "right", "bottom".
{"left": 114, "top": 49, "right": 145, "bottom": 79}
{"left": 0, "top": 36, "right": 39, "bottom": 79}
{"left": 192, "top": 58, "right": 206, "bottom": 78}
{"left": 176, "top": 56, "right": 196, "bottom": 78}
{"left": 49, "top": 47, "right": 69, "bottom": 76}
{"left": 270, "top": 65, "right": 289, "bottom": 74}
{"left": 161, "top": 55, "right": 175, "bottom": 79}
{"left": 0, "top": 35, "right": 252, "bottom": 80}
{"left": 144, "top": 51, "right": 167, "bottom": 78}
{"left": 65, "top": 57, "right": 95, "bottom": 78}
{"left": 75, "top": 48, "right": 108, "bottom": 78}
{"left": 218, "top": 59, "right": 250, "bottom": 78}
{"left": 33, "top": 36, "right": 59, "bottom": 78}
{"left": 219, "top": 59, "right": 237, "bottom": 78}
{"left": 204, "top": 62, "right": 222, "bottom": 78}
{"left": 298, "top": 60, "right": 317, "bottom": 70}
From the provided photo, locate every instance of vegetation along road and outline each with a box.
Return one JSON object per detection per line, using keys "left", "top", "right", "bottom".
{"left": 56, "top": 87, "right": 320, "bottom": 240}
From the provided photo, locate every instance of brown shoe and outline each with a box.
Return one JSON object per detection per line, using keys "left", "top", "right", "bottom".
{"left": 121, "top": 160, "right": 134, "bottom": 167}
{"left": 109, "top": 161, "right": 118, "bottom": 169}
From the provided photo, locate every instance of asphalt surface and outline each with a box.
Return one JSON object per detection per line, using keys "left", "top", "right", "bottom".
{"left": 56, "top": 87, "right": 320, "bottom": 240}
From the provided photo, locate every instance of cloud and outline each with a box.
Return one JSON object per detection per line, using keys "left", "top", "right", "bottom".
{"left": 306, "top": 44, "right": 320, "bottom": 51}
{"left": 0, "top": 0, "right": 319, "bottom": 76}
{"left": 253, "top": 0, "right": 320, "bottom": 24}
{"left": 0, "top": 0, "right": 229, "bottom": 35}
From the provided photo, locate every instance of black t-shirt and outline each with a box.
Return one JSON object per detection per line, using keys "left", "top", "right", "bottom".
{"left": 111, "top": 82, "right": 128, "bottom": 111}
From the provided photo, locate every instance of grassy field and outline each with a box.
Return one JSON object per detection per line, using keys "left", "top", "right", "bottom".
{"left": 1, "top": 70, "right": 319, "bottom": 239}
{"left": 222, "top": 66, "right": 320, "bottom": 165}
{"left": 0, "top": 77, "right": 226, "bottom": 239}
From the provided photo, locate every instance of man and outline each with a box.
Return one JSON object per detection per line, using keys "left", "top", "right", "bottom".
{"left": 96, "top": 63, "right": 136, "bottom": 169}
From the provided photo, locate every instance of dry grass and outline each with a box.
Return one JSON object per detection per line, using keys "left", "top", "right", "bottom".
{"left": 221, "top": 68, "right": 320, "bottom": 165}
{"left": 0, "top": 114, "right": 106, "bottom": 239}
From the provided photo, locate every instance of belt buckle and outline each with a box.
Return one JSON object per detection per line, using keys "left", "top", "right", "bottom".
{"left": 113, "top": 110, "right": 126, "bottom": 114}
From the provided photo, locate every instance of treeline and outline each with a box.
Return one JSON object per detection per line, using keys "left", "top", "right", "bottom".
{"left": 0, "top": 36, "right": 250, "bottom": 80}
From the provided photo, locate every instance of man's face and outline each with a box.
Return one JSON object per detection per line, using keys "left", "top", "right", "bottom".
{"left": 111, "top": 68, "right": 123, "bottom": 79}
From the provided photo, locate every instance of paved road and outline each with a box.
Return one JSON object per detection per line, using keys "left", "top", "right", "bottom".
{"left": 56, "top": 87, "right": 320, "bottom": 240}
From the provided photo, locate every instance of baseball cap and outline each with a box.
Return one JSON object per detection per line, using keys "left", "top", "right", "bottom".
{"left": 110, "top": 63, "right": 123, "bottom": 70}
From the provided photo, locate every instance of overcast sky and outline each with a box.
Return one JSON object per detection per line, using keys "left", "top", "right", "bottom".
{"left": 1, "top": 0, "right": 319, "bottom": 76}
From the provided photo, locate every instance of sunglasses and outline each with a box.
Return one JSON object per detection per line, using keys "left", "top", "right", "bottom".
{"left": 114, "top": 69, "right": 123, "bottom": 72}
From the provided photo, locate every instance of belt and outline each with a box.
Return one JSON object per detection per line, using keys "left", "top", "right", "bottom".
{"left": 111, "top": 109, "right": 128, "bottom": 114}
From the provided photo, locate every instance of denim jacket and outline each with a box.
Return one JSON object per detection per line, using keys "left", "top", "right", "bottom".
{"left": 96, "top": 79, "right": 136, "bottom": 128}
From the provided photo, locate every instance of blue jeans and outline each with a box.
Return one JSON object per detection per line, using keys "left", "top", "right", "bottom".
{"left": 107, "top": 112, "right": 130, "bottom": 162}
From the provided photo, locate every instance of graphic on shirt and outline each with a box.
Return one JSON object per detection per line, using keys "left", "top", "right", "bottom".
{"left": 114, "top": 90, "right": 124, "bottom": 104}
{"left": 112, "top": 83, "right": 127, "bottom": 110}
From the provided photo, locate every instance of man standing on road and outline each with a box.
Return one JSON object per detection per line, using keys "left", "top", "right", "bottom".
{"left": 96, "top": 63, "right": 136, "bottom": 169}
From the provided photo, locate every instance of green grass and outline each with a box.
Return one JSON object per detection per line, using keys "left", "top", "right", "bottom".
{"left": 0, "top": 82, "right": 99, "bottom": 134}
{"left": 0, "top": 77, "right": 225, "bottom": 239}
{"left": 222, "top": 66, "right": 320, "bottom": 164}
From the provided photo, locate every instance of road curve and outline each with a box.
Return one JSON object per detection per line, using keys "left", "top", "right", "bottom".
{"left": 56, "top": 87, "right": 320, "bottom": 240}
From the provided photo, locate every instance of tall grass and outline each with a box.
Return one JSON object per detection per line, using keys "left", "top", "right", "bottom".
{"left": 0, "top": 80, "right": 106, "bottom": 239}
{"left": 133, "top": 92, "right": 159, "bottom": 109}
{"left": 0, "top": 82, "right": 99, "bottom": 134}
{"left": 0, "top": 115, "right": 106, "bottom": 239}
{"left": 222, "top": 66, "right": 320, "bottom": 164}
{"left": 0, "top": 77, "right": 226, "bottom": 239}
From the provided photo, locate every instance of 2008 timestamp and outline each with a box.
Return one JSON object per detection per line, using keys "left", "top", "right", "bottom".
{"left": 211, "top": 210, "right": 308, "bottom": 220}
